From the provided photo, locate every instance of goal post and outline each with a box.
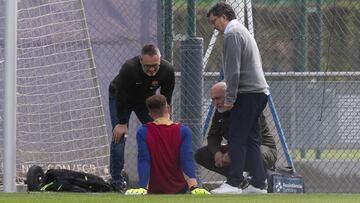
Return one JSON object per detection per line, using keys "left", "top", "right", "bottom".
{"left": 3, "top": 0, "right": 17, "bottom": 192}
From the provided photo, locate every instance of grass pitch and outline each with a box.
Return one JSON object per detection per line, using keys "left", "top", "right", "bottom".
{"left": 1, "top": 193, "right": 360, "bottom": 203}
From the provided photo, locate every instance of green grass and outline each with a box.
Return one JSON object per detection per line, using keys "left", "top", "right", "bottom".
{"left": 292, "top": 149, "right": 360, "bottom": 160}
{"left": 1, "top": 193, "right": 360, "bottom": 203}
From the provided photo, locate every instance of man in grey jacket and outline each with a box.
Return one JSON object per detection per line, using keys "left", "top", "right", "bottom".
{"left": 207, "top": 3, "right": 270, "bottom": 194}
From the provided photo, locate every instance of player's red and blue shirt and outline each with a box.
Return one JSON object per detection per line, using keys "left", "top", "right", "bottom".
{"left": 136, "top": 122, "right": 196, "bottom": 194}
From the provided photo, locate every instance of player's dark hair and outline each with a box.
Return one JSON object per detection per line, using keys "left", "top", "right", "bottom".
{"left": 207, "top": 2, "right": 236, "bottom": 21}
{"left": 146, "top": 94, "right": 167, "bottom": 116}
{"left": 141, "top": 44, "right": 161, "bottom": 57}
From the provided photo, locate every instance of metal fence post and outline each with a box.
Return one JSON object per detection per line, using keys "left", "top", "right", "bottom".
{"left": 315, "top": 0, "right": 323, "bottom": 71}
{"left": 180, "top": 0, "right": 204, "bottom": 183}
{"left": 164, "top": 0, "right": 173, "bottom": 63}
{"left": 180, "top": 38, "right": 203, "bottom": 150}
{"left": 295, "top": 0, "right": 308, "bottom": 72}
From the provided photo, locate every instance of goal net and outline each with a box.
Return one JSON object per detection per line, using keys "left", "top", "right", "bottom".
{"left": 0, "top": 0, "right": 109, "bottom": 184}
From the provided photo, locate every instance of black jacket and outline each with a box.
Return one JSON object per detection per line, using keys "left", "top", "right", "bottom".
{"left": 109, "top": 56, "right": 175, "bottom": 124}
{"left": 207, "top": 111, "right": 277, "bottom": 154}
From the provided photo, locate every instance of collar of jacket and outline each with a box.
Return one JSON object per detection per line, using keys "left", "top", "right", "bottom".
{"left": 153, "top": 117, "right": 173, "bottom": 125}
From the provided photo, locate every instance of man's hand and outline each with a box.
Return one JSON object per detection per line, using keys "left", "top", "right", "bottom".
{"left": 112, "top": 124, "right": 128, "bottom": 143}
{"left": 224, "top": 103, "right": 234, "bottom": 111}
{"left": 125, "top": 188, "right": 147, "bottom": 195}
{"left": 190, "top": 187, "right": 211, "bottom": 195}
{"left": 214, "top": 151, "right": 224, "bottom": 168}
{"left": 222, "top": 152, "right": 231, "bottom": 166}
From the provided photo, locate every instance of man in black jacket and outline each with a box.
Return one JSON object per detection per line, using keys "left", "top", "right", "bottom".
{"left": 108, "top": 44, "right": 175, "bottom": 191}
{"left": 195, "top": 82, "right": 277, "bottom": 187}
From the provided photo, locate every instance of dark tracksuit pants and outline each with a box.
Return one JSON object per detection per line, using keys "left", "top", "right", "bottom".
{"left": 109, "top": 95, "right": 152, "bottom": 181}
{"left": 195, "top": 144, "right": 277, "bottom": 178}
{"left": 227, "top": 93, "right": 268, "bottom": 188}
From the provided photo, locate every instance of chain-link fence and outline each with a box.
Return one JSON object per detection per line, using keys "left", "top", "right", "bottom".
{"left": 170, "top": 0, "right": 360, "bottom": 193}
{"left": 82, "top": 0, "right": 163, "bottom": 183}
{"left": 0, "top": 0, "right": 360, "bottom": 193}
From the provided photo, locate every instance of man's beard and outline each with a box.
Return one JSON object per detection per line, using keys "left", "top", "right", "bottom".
{"left": 142, "top": 66, "right": 159, "bottom": 77}
{"left": 217, "top": 106, "right": 226, "bottom": 113}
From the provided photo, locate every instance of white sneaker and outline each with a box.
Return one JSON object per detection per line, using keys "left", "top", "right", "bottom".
{"left": 242, "top": 184, "right": 267, "bottom": 194}
{"left": 210, "top": 182, "right": 242, "bottom": 194}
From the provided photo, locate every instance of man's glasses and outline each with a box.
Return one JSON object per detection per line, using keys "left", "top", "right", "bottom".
{"left": 209, "top": 15, "right": 224, "bottom": 25}
{"left": 210, "top": 16, "right": 220, "bottom": 25}
{"left": 143, "top": 64, "right": 160, "bottom": 69}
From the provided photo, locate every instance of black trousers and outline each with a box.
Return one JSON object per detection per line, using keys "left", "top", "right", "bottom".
{"left": 195, "top": 144, "right": 277, "bottom": 177}
{"left": 227, "top": 93, "right": 268, "bottom": 188}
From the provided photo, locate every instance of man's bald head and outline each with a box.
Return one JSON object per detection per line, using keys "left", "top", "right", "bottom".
{"left": 211, "top": 82, "right": 226, "bottom": 112}
{"left": 211, "top": 82, "right": 226, "bottom": 95}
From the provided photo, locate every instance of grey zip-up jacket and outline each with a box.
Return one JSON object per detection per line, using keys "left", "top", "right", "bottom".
{"left": 223, "top": 20, "right": 269, "bottom": 105}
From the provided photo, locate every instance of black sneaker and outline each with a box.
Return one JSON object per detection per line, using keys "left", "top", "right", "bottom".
{"left": 241, "top": 179, "right": 267, "bottom": 194}
{"left": 109, "top": 178, "right": 127, "bottom": 192}
{"left": 109, "top": 176, "right": 126, "bottom": 192}
{"left": 239, "top": 179, "right": 250, "bottom": 190}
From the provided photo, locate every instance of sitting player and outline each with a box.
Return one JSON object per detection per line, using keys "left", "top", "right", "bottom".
{"left": 125, "top": 94, "right": 209, "bottom": 195}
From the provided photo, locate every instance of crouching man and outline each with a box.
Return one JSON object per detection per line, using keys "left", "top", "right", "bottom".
{"left": 195, "top": 82, "right": 277, "bottom": 194}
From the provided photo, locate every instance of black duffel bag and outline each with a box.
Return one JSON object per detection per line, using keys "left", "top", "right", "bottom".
{"left": 26, "top": 165, "right": 114, "bottom": 192}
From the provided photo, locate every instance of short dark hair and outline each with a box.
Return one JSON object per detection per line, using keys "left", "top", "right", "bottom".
{"left": 207, "top": 2, "right": 236, "bottom": 21}
{"left": 146, "top": 94, "right": 167, "bottom": 116}
{"left": 141, "top": 44, "right": 161, "bottom": 57}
